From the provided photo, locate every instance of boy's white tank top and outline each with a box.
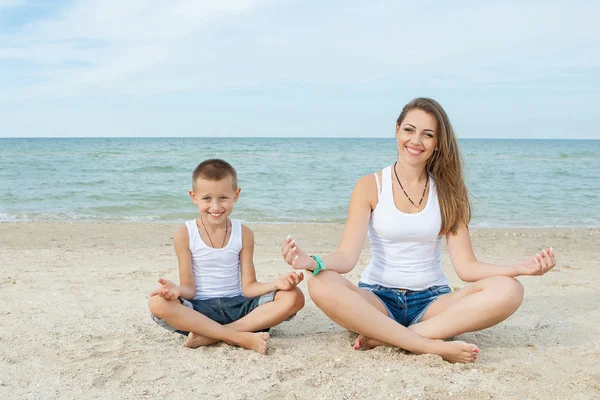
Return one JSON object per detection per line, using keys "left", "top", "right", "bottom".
{"left": 360, "top": 165, "right": 449, "bottom": 291}
{"left": 185, "top": 218, "right": 243, "bottom": 300}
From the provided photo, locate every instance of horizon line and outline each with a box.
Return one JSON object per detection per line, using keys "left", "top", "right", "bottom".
{"left": 1, "top": 136, "right": 599, "bottom": 140}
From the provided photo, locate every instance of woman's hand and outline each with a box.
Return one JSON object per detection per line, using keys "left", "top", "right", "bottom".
{"left": 281, "top": 235, "right": 317, "bottom": 271}
{"left": 516, "top": 247, "right": 556, "bottom": 276}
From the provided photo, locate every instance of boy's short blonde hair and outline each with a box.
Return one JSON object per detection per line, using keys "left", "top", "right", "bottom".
{"left": 192, "top": 159, "right": 238, "bottom": 189}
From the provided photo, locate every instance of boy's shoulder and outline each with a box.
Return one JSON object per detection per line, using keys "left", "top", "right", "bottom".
{"left": 240, "top": 222, "right": 254, "bottom": 247}
{"left": 174, "top": 223, "right": 191, "bottom": 243}
{"left": 240, "top": 222, "right": 253, "bottom": 236}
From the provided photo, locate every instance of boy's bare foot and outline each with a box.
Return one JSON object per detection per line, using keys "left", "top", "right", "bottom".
{"left": 238, "top": 332, "right": 269, "bottom": 355}
{"left": 185, "top": 331, "right": 269, "bottom": 354}
{"left": 184, "top": 332, "right": 219, "bottom": 349}
{"left": 353, "top": 335, "right": 385, "bottom": 351}
{"left": 430, "top": 339, "right": 479, "bottom": 363}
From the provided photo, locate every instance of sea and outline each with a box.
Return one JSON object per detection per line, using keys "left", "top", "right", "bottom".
{"left": 1, "top": 138, "right": 598, "bottom": 227}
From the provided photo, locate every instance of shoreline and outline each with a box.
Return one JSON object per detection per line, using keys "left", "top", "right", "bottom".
{"left": 2, "top": 219, "right": 599, "bottom": 229}
{"left": 1, "top": 223, "right": 599, "bottom": 399}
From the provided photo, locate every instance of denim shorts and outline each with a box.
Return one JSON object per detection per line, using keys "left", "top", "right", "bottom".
{"left": 358, "top": 282, "right": 451, "bottom": 327}
{"left": 151, "top": 291, "right": 279, "bottom": 335}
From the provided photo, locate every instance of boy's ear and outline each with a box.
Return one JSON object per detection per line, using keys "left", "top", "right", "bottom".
{"left": 234, "top": 187, "right": 241, "bottom": 202}
{"left": 188, "top": 189, "right": 198, "bottom": 204}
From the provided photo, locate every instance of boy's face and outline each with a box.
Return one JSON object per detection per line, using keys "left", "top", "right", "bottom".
{"left": 189, "top": 176, "right": 240, "bottom": 225}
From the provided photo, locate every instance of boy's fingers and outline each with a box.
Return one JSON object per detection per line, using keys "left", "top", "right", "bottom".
{"left": 158, "top": 277, "right": 166, "bottom": 285}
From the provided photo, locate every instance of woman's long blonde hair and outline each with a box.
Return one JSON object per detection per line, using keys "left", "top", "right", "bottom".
{"left": 396, "top": 98, "right": 470, "bottom": 235}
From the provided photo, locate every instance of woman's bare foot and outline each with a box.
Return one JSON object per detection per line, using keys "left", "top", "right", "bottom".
{"left": 353, "top": 335, "right": 386, "bottom": 350}
{"left": 236, "top": 332, "right": 270, "bottom": 355}
{"left": 184, "top": 332, "right": 219, "bottom": 349}
{"left": 430, "top": 339, "right": 479, "bottom": 363}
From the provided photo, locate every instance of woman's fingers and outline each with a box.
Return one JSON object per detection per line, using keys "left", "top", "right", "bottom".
{"left": 541, "top": 248, "right": 555, "bottom": 273}
{"left": 535, "top": 253, "right": 546, "bottom": 275}
{"left": 281, "top": 235, "right": 293, "bottom": 254}
{"left": 285, "top": 245, "right": 297, "bottom": 264}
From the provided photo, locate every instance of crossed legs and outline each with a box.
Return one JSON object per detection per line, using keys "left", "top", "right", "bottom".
{"left": 148, "top": 288, "right": 304, "bottom": 355}
{"left": 308, "top": 271, "right": 523, "bottom": 363}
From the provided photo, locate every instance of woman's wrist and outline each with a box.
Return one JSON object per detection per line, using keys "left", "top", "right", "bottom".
{"left": 309, "top": 255, "right": 327, "bottom": 275}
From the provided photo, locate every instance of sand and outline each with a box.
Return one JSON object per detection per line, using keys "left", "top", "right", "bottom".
{"left": 0, "top": 222, "right": 599, "bottom": 399}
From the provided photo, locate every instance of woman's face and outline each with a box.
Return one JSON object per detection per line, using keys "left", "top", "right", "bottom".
{"left": 395, "top": 109, "right": 438, "bottom": 167}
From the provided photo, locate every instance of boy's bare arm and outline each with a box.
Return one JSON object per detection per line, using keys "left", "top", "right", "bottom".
{"left": 240, "top": 225, "right": 304, "bottom": 298}
{"left": 172, "top": 225, "right": 197, "bottom": 300}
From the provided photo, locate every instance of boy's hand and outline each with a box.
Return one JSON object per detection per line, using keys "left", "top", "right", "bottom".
{"left": 274, "top": 271, "right": 304, "bottom": 291}
{"left": 516, "top": 247, "right": 556, "bottom": 276}
{"left": 149, "top": 277, "right": 182, "bottom": 300}
{"left": 281, "top": 235, "right": 317, "bottom": 271}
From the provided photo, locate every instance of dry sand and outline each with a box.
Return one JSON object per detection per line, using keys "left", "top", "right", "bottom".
{"left": 0, "top": 222, "right": 599, "bottom": 399}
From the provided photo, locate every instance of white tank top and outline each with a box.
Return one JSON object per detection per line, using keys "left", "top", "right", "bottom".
{"left": 360, "top": 165, "right": 449, "bottom": 291}
{"left": 185, "top": 218, "right": 243, "bottom": 300}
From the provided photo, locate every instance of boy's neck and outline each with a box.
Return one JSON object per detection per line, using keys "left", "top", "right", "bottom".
{"left": 198, "top": 215, "right": 229, "bottom": 232}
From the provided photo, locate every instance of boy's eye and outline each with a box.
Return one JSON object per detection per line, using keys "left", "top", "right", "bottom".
{"left": 202, "top": 197, "right": 211, "bottom": 201}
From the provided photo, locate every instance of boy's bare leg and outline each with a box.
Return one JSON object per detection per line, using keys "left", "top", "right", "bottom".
{"left": 148, "top": 295, "right": 269, "bottom": 355}
{"left": 308, "top": 271, "right": 478, "bottom": 363}
{"left": 185, "top": 288, "right": 305, "bottom": 348}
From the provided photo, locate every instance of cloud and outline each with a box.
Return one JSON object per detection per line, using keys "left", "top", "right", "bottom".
{"left": 0, "top": 1, "right": 599, "bottom": 139}
{"left": 0, "top": 0, "right": 25, "bottom": 9}
{"left": 1, "top": 0, "right": 599, "bottom": 102}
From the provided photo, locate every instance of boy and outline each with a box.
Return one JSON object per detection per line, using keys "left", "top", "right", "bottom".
{"left": 149, "top": 159, "right": 304, "bottom": 355}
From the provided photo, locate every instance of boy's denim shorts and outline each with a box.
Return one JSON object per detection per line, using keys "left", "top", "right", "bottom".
{"left": 358, "top": 282, "right": 451, "bottom": 327}
{"left": 151, "top": 291, "right": 284, "bottom": 335}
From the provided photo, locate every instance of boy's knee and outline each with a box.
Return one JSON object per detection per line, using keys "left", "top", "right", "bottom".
{"left": 290, "top": 287, "right": 305, "bottom": 312}
{"left": 277, "top": 287, "right": 305, "bottom": 312}
{"left": 148, "top": 295, "right": 172, "bottom": 318}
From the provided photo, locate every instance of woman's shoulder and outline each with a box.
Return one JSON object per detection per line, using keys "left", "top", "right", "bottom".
{"left": 352, "top": 169, "right": 385, "bottom": 205}
{"left": 355, "top": 166, "right": 389, "bottom": 187}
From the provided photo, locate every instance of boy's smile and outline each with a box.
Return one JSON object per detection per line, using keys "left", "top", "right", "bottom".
{"left": 189, "top": 176, "right": 241, "bottom": 227}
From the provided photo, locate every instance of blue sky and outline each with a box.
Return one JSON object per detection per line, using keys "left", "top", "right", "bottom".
{"left": 0, "top": 0, "right": 599, "bottom": 139}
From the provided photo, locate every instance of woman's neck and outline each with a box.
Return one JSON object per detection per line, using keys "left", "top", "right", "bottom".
{"left": 395, "top": 160, "right": 428, "bottom": 185}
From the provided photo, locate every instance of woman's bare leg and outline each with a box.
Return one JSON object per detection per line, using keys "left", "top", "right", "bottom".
{"left": 409, "top": 276, "right": 524, "bottom": 339}
{"left": 308, "top": 271, "right": 478, "bottom": 363}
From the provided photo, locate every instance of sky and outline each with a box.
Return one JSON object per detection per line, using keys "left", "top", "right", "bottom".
{"left": 0, "top": 0, "right": 599, "bottom": 139}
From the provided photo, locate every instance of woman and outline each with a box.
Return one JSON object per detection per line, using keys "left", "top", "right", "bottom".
{"left": 281, "top": 98, "right": 556, "bottom": 363}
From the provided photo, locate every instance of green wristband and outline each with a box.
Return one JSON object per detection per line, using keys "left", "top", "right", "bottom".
{"left": 310, "top": 255, "right": 326, "bottom": 276}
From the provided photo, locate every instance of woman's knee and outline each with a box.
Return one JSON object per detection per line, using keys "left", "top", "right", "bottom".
{"left": 307, "top": 270, "right": 340, "bottom": 304}
{"left": 489, "top": 276, "right": 524, "bottom": 309}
